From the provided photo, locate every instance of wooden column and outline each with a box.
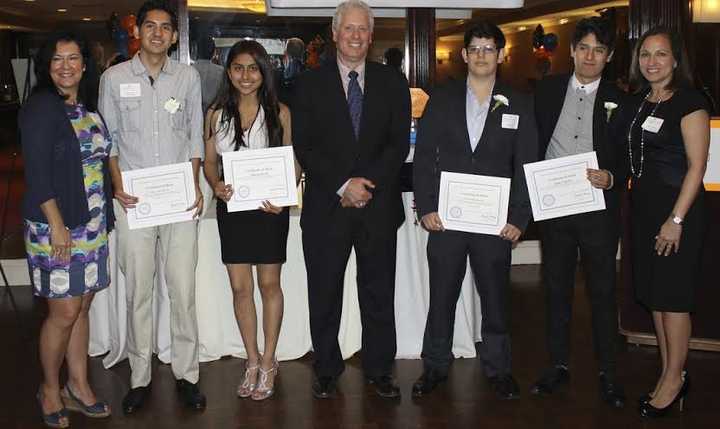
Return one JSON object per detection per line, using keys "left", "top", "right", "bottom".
{"left": 628, "top": 0, "right": 692, "bottom": 40}
{"left": 406, "top": 8, "right": 435, "bottom": 90}
{"left": 170, "top": 0, "right": 190, "bottom": 64}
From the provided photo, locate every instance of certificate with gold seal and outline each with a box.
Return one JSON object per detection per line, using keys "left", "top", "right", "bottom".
{"left": 523, "top": 151, "right": 606, "bottom": 221}
{"left": 222, "top": 146, "right": 298, "bottom": 212}
{"left": 438, "top": 171, "right": 511, "bottom": 236}
{"left": 121, "top": 161, "right": 196, "bottom": 230}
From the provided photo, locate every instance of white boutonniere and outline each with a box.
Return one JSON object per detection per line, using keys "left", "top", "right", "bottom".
{"left": 164, "top": 97, "right": 181, "bottom": 114}
{"left": 491, "top": 94, "right": 509, "bottom": 112}
{"left": 604, "top": 101, "right": 618, "bottom": 122}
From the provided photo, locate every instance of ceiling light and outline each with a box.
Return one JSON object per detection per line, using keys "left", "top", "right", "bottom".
{"left": 82, "top": 17, "right": 92, "bottom": 21}
{"left": 57, "top": 8, "right": 68, "bottom": 12}
{"left": 559, "top": 18, "right": 569, "bottom": 24}
{"left": 518, "top": 26, "right": 527, "bottom": 31}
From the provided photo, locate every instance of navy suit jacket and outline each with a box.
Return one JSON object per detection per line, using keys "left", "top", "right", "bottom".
{"left": 413, "top": 79, "right": 539, "bottom": 231}
{"left": 292, "top": 60, "right": 411, "bottom": 231}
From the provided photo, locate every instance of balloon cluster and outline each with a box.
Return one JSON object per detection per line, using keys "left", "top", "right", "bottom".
{"left": 532, "top": 24, "right": 558, "bottom": 77}
{"left": 108, "top": 12, "right": 141, "bottom": 59}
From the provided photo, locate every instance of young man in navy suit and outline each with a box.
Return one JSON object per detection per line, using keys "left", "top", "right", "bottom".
{"left": 529, "top": 17, "right": 626, "bottom": 408}
{"left": 412, "top": 22, "right": 538, "bottom": 399}
{"left": 292, "top": 0, "right": 410, "bottom": 400}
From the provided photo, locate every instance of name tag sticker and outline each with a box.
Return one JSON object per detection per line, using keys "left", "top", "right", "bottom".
{"left": 641, "top": 116, "right": 664, "bottom": 133}
{"left": 120, "top": 83, "right": 142, "bottom": 98}
{"left": 501, "top": 114, "right": 519, "bottom": 130}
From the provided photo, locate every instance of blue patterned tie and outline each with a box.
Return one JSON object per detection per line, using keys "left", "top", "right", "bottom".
{"left": 347, "top": 70, "right": 363, "bottom": 139}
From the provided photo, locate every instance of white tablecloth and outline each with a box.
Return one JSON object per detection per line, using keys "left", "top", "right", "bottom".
{"left": 89, "top": 192, "right": 483, "bottom": 366}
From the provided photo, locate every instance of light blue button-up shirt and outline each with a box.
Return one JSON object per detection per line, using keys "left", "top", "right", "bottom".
{"left": 466, "top": 80, "right": 492, "bottom": 152}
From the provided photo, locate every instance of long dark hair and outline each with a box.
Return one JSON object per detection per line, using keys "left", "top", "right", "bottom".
{"left": 212, "top": 40, "right": 282, "bottom": 150}
{"left": 33, "top": 31, "right": 99, "bottom": 112}
{"left": 629, "top": 26, "right": 693, "bottom": 94}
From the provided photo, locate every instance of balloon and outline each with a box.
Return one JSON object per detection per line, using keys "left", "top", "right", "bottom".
{"left": 543, "top": 33, "right": 559, "bottom": 53}
{"left": 121, "top": 14, "right": 137, "bottom": 34}
{"left": 128, "top": 38, "right": 141, "bottom": 57}
{"left": 532, "top": 24, "right": 545, "bottom": 49}
{"left": 113, "top": 28, "right": 129, "bottom": 58}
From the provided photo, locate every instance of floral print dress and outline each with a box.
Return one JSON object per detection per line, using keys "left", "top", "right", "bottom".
{"left": 24, "top": 104, "right": 112, "bottom": 298}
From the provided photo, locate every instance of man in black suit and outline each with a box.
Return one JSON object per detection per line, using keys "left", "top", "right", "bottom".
{"left": 412, "top": 22, "right": 538, "bottom": 399}
{"left": 292, "top": 0, "right": 410, "bottom": 399}
{"left": 529, "top": 17, "right": 626, "bottom": 408}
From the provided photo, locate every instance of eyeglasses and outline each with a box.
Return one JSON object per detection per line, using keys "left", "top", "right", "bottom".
{"left": 466, "top": 45, "right": 498, "bottom": 56}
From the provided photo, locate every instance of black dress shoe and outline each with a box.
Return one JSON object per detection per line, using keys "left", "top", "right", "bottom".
{"left": 122, "top": 385, "right": 150, "bottom": 415}
{"left": 489, "top": 374, "right": 520, "bottom": 400}
{"left": 312, "top": 376, "right": 337, "bottom": 399}
{"left": 366, "top": 375, "right": 401, "bottom": 399}
{"left": 599, "top": 373, "right": 625, "bottom": 408}
{"left": 529, "top": 366, "right": 570, "bottom": 395}
{"left": 411, "top": 369, "right": 448, "bottom": 398}
{"left": 176, "top": 380, "right": 206, "bottom": 410}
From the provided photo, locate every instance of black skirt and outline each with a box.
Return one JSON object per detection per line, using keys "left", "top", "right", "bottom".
{"left": 630, "top": 178, "right": 705, "bottom": 312}
{"left": 216, "top": 199, "right": 289, "bottom": 264}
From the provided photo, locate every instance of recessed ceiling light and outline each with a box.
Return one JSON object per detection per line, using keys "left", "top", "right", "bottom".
{"left": 82, "top": 17, "right": 92, "bottom": 21}
{"left": 559, "top": 18, "right": 569, "bottom": 24}
{"left": 24, "top": 0, "right": 36, "bottom": 3}
{"left": 57, "top": 8, "right": 67, "bottom": 12}
{"left": 518, "top": 26, "right": 527, "bottom": 31}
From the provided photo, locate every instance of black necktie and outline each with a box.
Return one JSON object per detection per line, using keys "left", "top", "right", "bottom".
{"left": 347, "top": 70, "right": 363, "bottom": 139}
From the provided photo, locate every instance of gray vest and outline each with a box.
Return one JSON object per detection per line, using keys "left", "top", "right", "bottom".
{"left": 545, "top": 83, "right": 596, "bottom": 160}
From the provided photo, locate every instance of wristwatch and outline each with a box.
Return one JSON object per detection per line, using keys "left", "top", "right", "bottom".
{"left": 671, "top": 214, "right": 683, "bottom": 225}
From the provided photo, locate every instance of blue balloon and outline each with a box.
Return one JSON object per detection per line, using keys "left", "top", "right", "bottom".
{"left": 543, "top": 33, "right": 559, "bottom": 52}
{"left": 113, "top": 28, "right": 129, "bottom": 58}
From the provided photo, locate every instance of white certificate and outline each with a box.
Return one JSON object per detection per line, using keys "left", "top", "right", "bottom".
{"left": 121, "top": 161, "right": 196, "bottom": 230}
{"left": 222, "top": 146, "right": 298, "bottom": 212}
{"left": 523, "top": 151, "right": 606, "bottom": 221}
{"left": 438, "top": 172, "right": 511, "bottom": 236}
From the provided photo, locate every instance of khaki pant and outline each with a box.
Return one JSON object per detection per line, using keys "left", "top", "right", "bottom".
{"left": 114, "top": 200, "right": 200, "bottom": 388}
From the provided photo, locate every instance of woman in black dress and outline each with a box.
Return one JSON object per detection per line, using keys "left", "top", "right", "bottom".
{"left": 203, "top": 41, "right": 297, "bottom": 401}
{"left": 626, "top": 27, "right": 710, "bottom": 417}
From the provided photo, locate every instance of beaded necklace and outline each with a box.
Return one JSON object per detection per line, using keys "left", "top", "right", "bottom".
{"left": 627, "top": 92, "right": 664, "bottom": 178}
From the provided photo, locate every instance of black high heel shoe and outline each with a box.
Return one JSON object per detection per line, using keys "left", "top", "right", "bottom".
{"left": 639, "top": 375, "right": 691, "bottom": 418}
{"left": 638, "top": 370, "right": 687, "bottom": 406}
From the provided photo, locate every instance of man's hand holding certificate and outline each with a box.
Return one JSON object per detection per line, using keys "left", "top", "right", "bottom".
{"left": 221, "top": 146, "right": 298, "bottom": 212}
{"left": 523, "top": 151, "right": 606, "bottom": 221}
{"left": 438, "top": 172, "right": 511, "bottom": 236}
{"left": 121, "top": 161, "right": 197, "bottom": 230}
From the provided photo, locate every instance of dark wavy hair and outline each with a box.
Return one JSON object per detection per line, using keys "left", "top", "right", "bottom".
{"left": 213, "top": 40, "right": 283, "bottom": 150}
{"left": 33, "top": 31, "right": 99, "bottom": 112}
{"left": 572, "top": 17, "right": 615, "bottom": 52}
{"left": 464, "top": 21, "right": 506, "bottom": 49}
{"left": 137, "top": 0, "right": 178, "bottom": 31}
{"left": 629, "top": 26, "right": 693, "bottom": 94}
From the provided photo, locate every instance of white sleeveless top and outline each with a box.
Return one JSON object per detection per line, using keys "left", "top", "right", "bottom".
{"left": 214, "top": 106, "right": 269, "bottom": 154}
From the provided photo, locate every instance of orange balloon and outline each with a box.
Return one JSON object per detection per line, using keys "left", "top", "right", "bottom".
{"left": 128, "top": 38, "right": 141, "bottom": 56}
{"left": 121, "top": 14, "right": 136, "bottom": 34}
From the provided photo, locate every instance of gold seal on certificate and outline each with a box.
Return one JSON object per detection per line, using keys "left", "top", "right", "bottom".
{"left": 523, "top": 151, "right": 606, "bottom": 221}
{"left": 221, "top": 146, "right": 298, "bottom": 212}
{"left": 438, "top": 171, "right": 511, "bottom": 236}
{"left": 121, "top": 161, "right": 197, "bottom": 230}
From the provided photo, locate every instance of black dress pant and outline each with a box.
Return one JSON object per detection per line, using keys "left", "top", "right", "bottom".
{"left": 421, "top": 230, "right": 512, "bottom": 378}
{"left": 540, "top": 211, "right": 619, "bottom": 375}
{"left": 303, "top": 208, "right": 397, "bottom": 378}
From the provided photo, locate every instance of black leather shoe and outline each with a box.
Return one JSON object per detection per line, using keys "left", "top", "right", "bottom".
{"left": 529, "top": 366, "right": 570, "bottom": 395}
{"left": 489, "top": 374, "right": 520, "bottom": 400}
{"left": 122, "top": 385, "right": 150, "bottom": 415}
{"left": 411, "top": 369, "right": 448, "bottom": 398}
{"left": 366, "top": 375, "right": 401, "bottom": 399}
{"left": 176, "top": 380, "right": 206, "bottom": 410}
{"left": 599, "top": 373, "right": 625, "bottom": 409}
{"left": 312, "top": 376, "right": 337, "bottom": 399}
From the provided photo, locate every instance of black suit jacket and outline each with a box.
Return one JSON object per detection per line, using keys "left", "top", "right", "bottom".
{"left": 292, "top": 61, "right": 411, "bottom": 230}
{"left": 413, "top": 80, "right": 539, "bottom": 231}
{"left": 534, "top": 74, "right": 628, "bottom": 215}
